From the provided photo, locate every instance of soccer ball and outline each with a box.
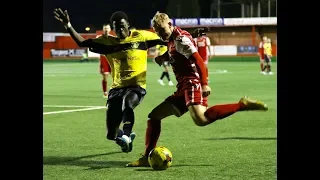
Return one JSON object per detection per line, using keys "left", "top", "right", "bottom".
{"left": 148, "top": 146, "right": 173, "bottom": 170}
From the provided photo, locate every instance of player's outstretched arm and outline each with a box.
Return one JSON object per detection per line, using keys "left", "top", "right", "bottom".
{"left": 145, "top": 39, "right": 166, "bottom": 48}
{"left": 53, "top": 8, "right": 130, "bottom": 55}
{"left": 88, "top": 43, "right": 132, "bottom": 54}
{"left": 54, "top": 8, "right": 86, "bottom": 47}
{"left": 141, "top": 30, "right": 166, "bottom": 48}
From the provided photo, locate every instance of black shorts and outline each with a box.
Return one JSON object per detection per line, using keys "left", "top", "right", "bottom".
{"left": 264, "top": 55, "right": 271, "bottom": 63}
{"left": 107, "top": 86, "right": 147, "bottom": 107}
{"left": 105, "top": 86, "right": 147, "bottom": 139}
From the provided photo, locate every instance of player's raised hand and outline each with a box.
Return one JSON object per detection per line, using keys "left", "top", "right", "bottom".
{"left": 53, "top": 8, "right": 70, "bottom": 25}
{"left": 202, "top": 85, "right": 211, "bottom": 97}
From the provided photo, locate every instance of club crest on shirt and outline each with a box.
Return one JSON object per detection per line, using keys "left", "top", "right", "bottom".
{"left": 131, "top": 31, "right": 140, "bottom": 38}
{"left": 131, "top": 42, "right": 140, "bottom": 49}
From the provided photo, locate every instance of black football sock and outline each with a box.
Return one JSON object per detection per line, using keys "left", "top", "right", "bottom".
{"left": 165, "top": 72, "right": 171, "bottom": 81}
{"left": 122, "top": 108, "right": 135, "bottom": 137}
{"left": 262, "top": 65, "right": 267, "bottom": 71}
{"left": 160, "top": 72, "right": 165, "bottom": 80}
{"left": 122, "top": 92, "right": 140, "bottom": 137}
{"left": 267, "top": 65, "right": 271, "bottom": 72}
{"left": 106, "top": 102, "right": 123, "bottom": 141}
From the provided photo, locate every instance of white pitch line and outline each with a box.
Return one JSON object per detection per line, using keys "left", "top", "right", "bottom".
{"left": 43, "top": 105, "right": 105, "bottom": 108}
{"left": 43, "top": 107, "right": 106, "bottom": 115}
{"left": 43, "top": 70, "right": 230, "bottom": 77}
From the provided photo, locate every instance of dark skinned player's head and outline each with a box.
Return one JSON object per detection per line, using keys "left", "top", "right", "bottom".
{"left": 110, "top": 11, "right": 130, "bottom": 39}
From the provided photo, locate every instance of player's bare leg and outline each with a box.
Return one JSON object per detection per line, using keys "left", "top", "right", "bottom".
{"left": 126, "top": 101, "right": 177, "bottom": 167}
{"left": 188, "top": 96, "right": 268, "bottom": 126}
{"left": 102, "top": 73, "right": 109, "bottom": 98}
{"left": 260, "top": 59, "right": 266, "bottom": 74}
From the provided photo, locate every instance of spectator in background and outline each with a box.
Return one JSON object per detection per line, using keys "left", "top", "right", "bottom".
{"left": 258, "top": 36, "right": 267, "bottom": 74}
{"left": 81, "top": 49, "right": 89, "bottom": 62}
{"left": 262, "top": 37, "right": 273, "bottom": 75}
{"left": 97, "top": 24, "right": 113, "bottom": 98}
{"left": 155, "top": 44, "right": 174, "bottom": 86}
{"left": 194, "top": 30, "right": 212, "bottom": 83}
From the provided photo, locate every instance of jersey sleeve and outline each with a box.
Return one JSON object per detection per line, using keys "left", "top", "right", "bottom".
{"left": 175, "top": 35, "right": 207, "bottom": 85}
{"left": 193, "top": 38, "right": 197, "bottom": 44}
{"left": 141, "top": 30, "right": 161, "bottom": 41}
{"left": 259, "top": 42, "right": 263, "bottom": 48}
{"left": 193, "top": 38, "right": 199, "bottom": 50}
{"left": 91, "top": 35, "right": 108, "bottom": 44}
{"left": 174, "top": 35, "right": 198, "bottom": 59}
{"left": 82, "top": 35, "right": 107, "bottom": 47}
{"left": 206, "top": 37, "right": 211, "bottom": 46}
{"left": 82, "top": 36, "right": 128, "bottom": 55}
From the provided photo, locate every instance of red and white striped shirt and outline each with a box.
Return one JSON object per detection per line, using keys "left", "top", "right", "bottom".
{"left": 167, "top": 27, "right": 208, "bottom": 90}
{"left": 259, "top": 41, "right": 265, "bottom": 59}
{"left": 194, "top": 35, "right": 211, "bottom": 61}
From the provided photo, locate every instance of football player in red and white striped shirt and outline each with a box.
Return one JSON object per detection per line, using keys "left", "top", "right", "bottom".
{"left": 126, "top": 12, "right": 268, "bottom": 167}
{"left": 258, "top": 36, "right": 267, "bottom": 74}
{"left": 97, "top": 24, "right": 112, "bottom": 97}
{"left": 194, "top": 32, "right": 212, "bottom": 82}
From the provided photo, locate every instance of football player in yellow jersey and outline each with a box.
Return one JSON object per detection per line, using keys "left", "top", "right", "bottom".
{"left": 262, "top": 38, "right": 273, "bottom": 75}
{"left": 154, "top": 45, "right": 174, "bottom": 86}
{"left": 54, "top": 9, "right": 164, "bottom": 153}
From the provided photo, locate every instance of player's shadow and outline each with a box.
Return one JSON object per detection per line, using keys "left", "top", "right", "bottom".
{"left": 43, "top": 151, "right": 127, "bottom": 170}
{"left": 204, "top": 137, "right": 277, "bottom": 141}
{"left": 44, "top": 94, "right": 99, "bottom": 98}
{"left": 134, "top": 164, "right": 214, "bottom": 171}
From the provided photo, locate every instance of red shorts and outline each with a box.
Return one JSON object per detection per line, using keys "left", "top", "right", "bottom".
{"left": 259, "top": 50, "right": 264, "bottom": 60}
{"left": 100, "top": 55, "right": 111, "bottom": 74}
{"left": 165, "top": 79, "right": 208, "bottom": 117}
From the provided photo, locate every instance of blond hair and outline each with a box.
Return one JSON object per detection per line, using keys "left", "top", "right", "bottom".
{"left": 151, "top": 12, "right": 170, "bottom": 27}
{"left": 263, "top": 36, "right": 267, "bottom": 41}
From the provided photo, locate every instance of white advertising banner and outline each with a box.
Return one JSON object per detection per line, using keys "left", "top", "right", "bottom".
{"left": 224, "top": 17, "right": 277, "bottom": 26}
{"left": 213, "top": 45, "right": 237, "bottom": 56}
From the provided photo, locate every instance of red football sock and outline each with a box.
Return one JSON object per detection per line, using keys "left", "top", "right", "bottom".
{"left": 144, "top": 119, "right": 161, "bottom": 156}
{"left": 260, "top": 63, "right": 264, "bottom": 71}
{"left": 206, "top": 67, "right": 209, "bottom": 79}
{"left": 102, "top": 80, "right": 107, "bottom": 93}
{"left": 204, "top": 103, "right": 246, "bottom": 123}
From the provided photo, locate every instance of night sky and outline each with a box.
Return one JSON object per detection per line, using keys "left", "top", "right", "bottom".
{"left": 43, "top": 0, "right": 275, "bottom": 33}
{"left": 43, "top": 0, "right": 169, "bottom": 33}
